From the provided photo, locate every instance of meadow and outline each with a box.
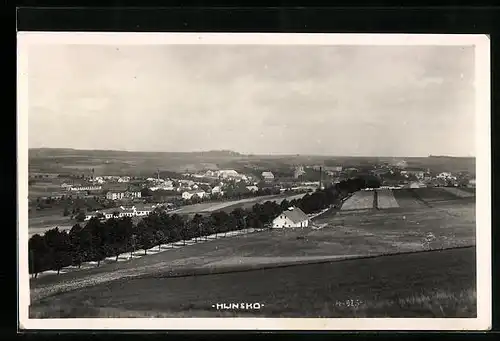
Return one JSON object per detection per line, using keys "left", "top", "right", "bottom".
{"left": 376, "top": 189, "right": 400, "bottom": 209}
{"left": 30, "top": 247, "right": 476, "bottom": 318}
{"left": 30, "top": 193, "right": 476, "bottom": 315}
{"left": 170, "top": 192, "right": 306, "bottom": 214}
{"left": 340, "top": 191, "right": 374, "bottom": 210}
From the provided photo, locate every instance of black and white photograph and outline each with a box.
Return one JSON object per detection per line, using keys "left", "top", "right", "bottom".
{"left": 17, "top": 33, "right": 491, "bottom": 330}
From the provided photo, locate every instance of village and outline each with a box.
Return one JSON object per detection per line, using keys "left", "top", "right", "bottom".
{"left": 28, "top": 158, "right": 476, "bottom": 231}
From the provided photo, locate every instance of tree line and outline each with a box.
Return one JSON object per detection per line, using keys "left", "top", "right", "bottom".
{"left": 28, "top": 177, "right": 375, "bottom": 278}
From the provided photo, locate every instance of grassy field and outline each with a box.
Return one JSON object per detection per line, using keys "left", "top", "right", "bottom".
{"left": 29, "top": 247, "right": 476, "bottom": 318}
{"left": 411, "top": 187, "right": 464, "bottom": 204}
{"left": 376, "top": 189, "right": 400, "bottom": 209}
{"left": 440, "top": 187, "right": 476, "bottom": 198}
{"left": 341, "top": 191, "right": 374, "bottom": 211}
{"left": 392, "top": 189, "right": 429, "bottom": 209}
{"left": 216, "top": 193, "right": 308, "bottom": 213}
{"left": 171, "top": 194, "right": 286, "bottom": 214}
{"left": 28, "top": 213, "right": 75, "bottom": 237}
{"left": 28, "top": 186, "right": 476, "bottom": 318}
{"left": 30, "top": 196, "right": 475, "bottom": 301}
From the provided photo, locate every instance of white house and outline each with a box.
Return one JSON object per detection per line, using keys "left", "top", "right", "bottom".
{"left": 134, "top": 204, "right": 155, "bottom": 216}
{"left": 468, "top": 179, "right": 476, "bottom": 188}
{"left": 262, "top": 171, "right": 275, "bottom": 181}
{"left": 204, "top": 170, "right": 218, "bottom": 177}
{"left": 246, "top": 185, "right": 259, "bottom": 192}
{"left": 437, "top": 172, "right": 453, "bottom": 179}
{"left": 272, "top": 207, "right": 310, "bottom": 228}
{"left": 106, "top": 190, "right": 141, "bottom": 200}
{"left": 401, "top": 169, "right": 425, "bottom": 179}
{"left": 182, "top": 190, "right": 206, "bottom": 200}
{"left": 85, "top": 204, "right": 155, "bottom": 221}
{"left": 69, "top": 185, "right": 102, "bottom": 192}
{"left": 217, "top": 170, "right": 239, "bottom": 178}
{"left": 211, "top": 186, "right": 223, "bottom": 195}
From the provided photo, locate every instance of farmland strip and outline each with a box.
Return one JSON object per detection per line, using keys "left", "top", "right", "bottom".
{"left": 376, "top": 189, "right": 399, "bottom": 209}
{"left": 439, "top": 187, "right": 475, "bottom": 198}
{"left": 340, "top": 191, "right": 374, "bottom": 211}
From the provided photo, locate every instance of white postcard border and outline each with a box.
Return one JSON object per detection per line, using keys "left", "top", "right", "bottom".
{"left": 17, "top": 32, "right": 491, "bottom": 331}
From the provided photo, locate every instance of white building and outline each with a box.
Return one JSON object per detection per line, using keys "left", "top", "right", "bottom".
{"left": 217, "top": 170, "right": 239, "bottom": 178}
{"left": 246, "top": 185, "right": 259, "bottom": 192}
{"left": 182, "top": 190, "right": 206, "bottom": 200}
{"left": 437, "top": 172, "right": 455, "bottom": 180}
{"left": 294, "top": 166, "right": 306, "bottom": 178}
{"left": 106, "top": 190, "right": 141, "bottom": 200}
{"left": 85, "top": 204, "right": 155, "bottom": 221}
{"left": 400, "top": 169, "right": 425, "bottom": 179}
{"left": 204, "top": 170, "right": 218, "bottom": 178}
{"left": 69, "top": 185, "right": 102, "bottom": 192}
{"left": 211, "top": 186, "right": 223, "bottom": 195}
{"left": 272, "top": 207, "right": 310, "bottom": 228}
{"left": 262, "top": 171, "right": 275, "bottom": 181}
{"left": 91, "top": 176, "right": 105, "bottom": 184}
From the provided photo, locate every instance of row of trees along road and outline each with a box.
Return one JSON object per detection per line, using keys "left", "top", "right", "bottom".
{"left": 28, "top": 177, "right": 377, "bottom": 278}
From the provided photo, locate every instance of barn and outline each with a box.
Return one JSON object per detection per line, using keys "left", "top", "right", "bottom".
{"left": 272, "top": 207, "right": 310, "bottom": 228}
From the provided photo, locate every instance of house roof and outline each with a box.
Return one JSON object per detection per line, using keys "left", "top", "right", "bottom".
{"left": 404, "top": 168, "right": 426, "bottom": 172}
{"left": 219, "top": 170, "right": 239, "bottom": 175}
{"left": 184, "top": 190, "right": 205, "bottom": 194}
{"left": 262, "top": 171, "right": 274, "bottom": 177}
{"left": 134, "top": 204, "right": 155, "bottom": 211}
{"left": 281, "top": 207, "right": 309, "bottom": 224}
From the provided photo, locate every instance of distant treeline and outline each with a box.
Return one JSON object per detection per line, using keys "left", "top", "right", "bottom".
{"left": 28, "top": 177, "right": 379, "bottom": 278}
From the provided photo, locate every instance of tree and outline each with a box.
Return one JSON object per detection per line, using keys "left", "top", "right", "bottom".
{"left": 28, "top": 234, "right": 50, "bottom": 278}
{"left": 191, "top": 214, "right": 203, "bottom": 242}
{"left": 75, "top": 211, "right": 86, "bottom": 222}
{"left": 68, "top": 224, "right": 83, "bottom": 267}
{"left": 155, "top": 230, "right": 166, "bottom": 251}
{"left": 141, "top": 187, "right": 153, "bottom": 197}
{"left": 43, "top": 228, "right": 72, "bottom": 275}
{"left": 85, "top": 217, "right": 107, "bottom": 267}
{"left": 136, "top": 220, "right": 155, "bottom": 254}
{"left": 280, "top": 199, "right": 290, "bottom": 211}
{"left": 230, "top": 208, "right": 246, "bottom": 231}
{"left": 129, "top": 234, "right": 137, "bottom": 259}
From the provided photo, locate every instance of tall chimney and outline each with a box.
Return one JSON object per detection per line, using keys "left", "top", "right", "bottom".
{"left": 319, "top": 166, "right": 322, "bottom": 189}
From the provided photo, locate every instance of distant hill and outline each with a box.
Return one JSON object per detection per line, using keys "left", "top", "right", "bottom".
{"left": 27, "top": 148, "right": 476, "bottom": 176}
{"left": 28, "top": 148, "right": 246, "bottom": 160}
{"left": 429, "top": 155, "right": 475, "bottom": 159}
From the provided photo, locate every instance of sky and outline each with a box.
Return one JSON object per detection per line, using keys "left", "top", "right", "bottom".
{"left": 27, "top": 44, "right": 476, "bottom": 157}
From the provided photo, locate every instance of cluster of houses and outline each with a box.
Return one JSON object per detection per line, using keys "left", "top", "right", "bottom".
{"left": 84, "top": 204, "right": 161, "bottom": 221}
{"left": 89, "top": 176, "right": 131, "bottom": 184}
{"left": 105, "top": 190, "right": 142, "bottom": 200}
{"left": 84, "top": 201, "right": 312, "bottom": 230}
{"left": 61, "top": 183, "right": 102, "bottom": 192}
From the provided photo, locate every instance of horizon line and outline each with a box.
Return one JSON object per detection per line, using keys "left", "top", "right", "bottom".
{"left": 27, "top": 147, "right": 476, "bottom": 159}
